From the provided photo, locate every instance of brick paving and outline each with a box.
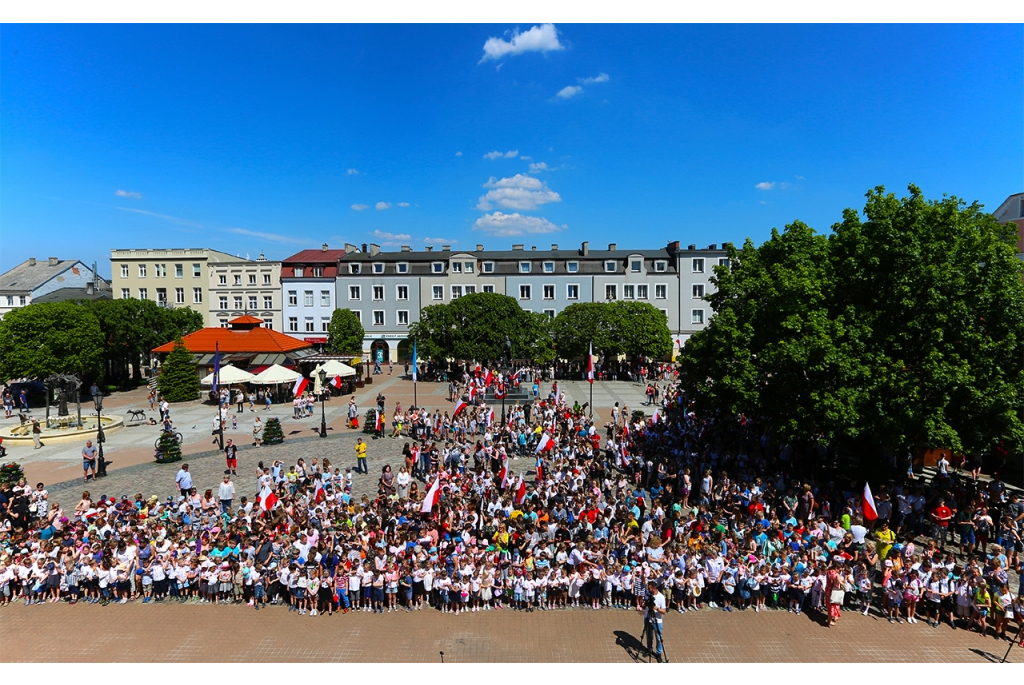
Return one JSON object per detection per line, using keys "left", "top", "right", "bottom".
{"left": 0, "top": 600, "right": 1019, "bottom": 662}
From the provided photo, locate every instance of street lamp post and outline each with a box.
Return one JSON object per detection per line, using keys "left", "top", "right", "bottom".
{"left": 93, "top": 394, "right": 108, "bottom": 478}
{"left": 318, "top": 369, "right": 328, "bottom": 438}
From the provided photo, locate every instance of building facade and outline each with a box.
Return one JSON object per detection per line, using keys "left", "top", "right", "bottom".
{"left": 281, "top": 244, "right": 347, "bottom": 347}
{"left": 0, "top": 257, "right": 109, "bottom": 318}
{"left": 109, "top": 248, "right": 248, "bottom": 317}
{"left": 207, "top": 254, "right": 283, "bottom": 330}
{"left": 993, "top": 192, "right": 1024, "bottom": 259}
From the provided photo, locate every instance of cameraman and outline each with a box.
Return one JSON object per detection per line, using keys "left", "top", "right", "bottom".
{"left": 639, "top": 579, "right": 667, "bottom": 662}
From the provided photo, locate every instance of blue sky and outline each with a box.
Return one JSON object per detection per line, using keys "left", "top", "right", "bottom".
{"left": 1, "top": 23, "right": 1021, "bottom": 276}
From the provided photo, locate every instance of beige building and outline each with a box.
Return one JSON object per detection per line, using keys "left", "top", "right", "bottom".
{"left": 207, "top": 253, "right": 283, "bottom": 330}
{"left": 109, "top": 248, "right": 248, "bottom": 318}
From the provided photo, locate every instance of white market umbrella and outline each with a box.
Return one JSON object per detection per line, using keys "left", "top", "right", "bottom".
{"left": 314, "top": 359, "right": 357, "bottom": 378}
{"left": 200, "top": 364, "right": 254, "bottom": 386}
{"left": 251, "top": 363, "right": 302, "bottom": 385}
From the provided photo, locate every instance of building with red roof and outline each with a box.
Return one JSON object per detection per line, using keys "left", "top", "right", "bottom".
{"left": 153, "top": 315, "right": 316, "bottom": 370}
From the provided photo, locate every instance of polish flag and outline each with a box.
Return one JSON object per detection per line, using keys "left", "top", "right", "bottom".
{"left": 484, "top": 368, "right": 494, "bottom": 386}
{"left": 650, "top": 410, "right": 660, "bottom": 425}
{"left": 330, "top": 375, "right": 343, "bottom": 390}
{"left": 618, "top": 451, "right": 630, "bottom": 469}
{"left": 453, "top": 398, "right": 468, "bottom": 418}
{"left": 862, "top": 482, "right": 878, "bottom": 521}
{"left": 258, "top": 485, "right": 278, "bottom": 512}
{"left": 510, "top": 369, "right": 521, "bottom": 384}
{"left": 468, "top": 384, "right": 477, "bottom": 401}
{"left": 587, "top": 343, "right": 594, "bottom": 384}
{"left": 375, "top": 410, "right": 385, "bottom": 432}
{"left": 486, "top": 409, "right": 494, "bottom": 428}
{"left": 421, "top": 477, "right": 441, "bottom": 514}
{"left": 498, "top": 464, "right": 511, "bottom": 490}
{"left": 514, "top": 474, "right": 526, "bottom": 505}
{"left": 535, "top": 432, "right": 554, "bottom": 453}
{"left": 494, "top": 382, "right": 507, "bottom": 399}
{"left": 292, "top": 376, "right": 309, "bottom": 397}
{"left": 475, "top": 363, "right": 481, "bottom": 379}
{"left": 314, "top": 481, "right": 326, "bottom": 504}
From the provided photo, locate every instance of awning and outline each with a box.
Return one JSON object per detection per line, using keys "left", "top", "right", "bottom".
{"left": 251, "top": 363, "right": 302, "bottom": 385}
{"left": 312, "top": 359, "right": 357, "bottom": 378}
{"left": 200, "top": 365, "right": 255, "bottom": 386}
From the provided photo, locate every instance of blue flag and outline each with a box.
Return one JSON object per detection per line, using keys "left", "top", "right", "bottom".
{"left": 212, "top": 342, "right": 221, "bottom": 395}
{"left": 412, "top": 340, "right": 417, "bottom": 383}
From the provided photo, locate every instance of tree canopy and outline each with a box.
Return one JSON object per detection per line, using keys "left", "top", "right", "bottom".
{"left": 678, "top": 185, "right": 1024, "bottom": 462}
{"left": 552, "top": 301, "right": 672, "bottom": 361}
{"left": 326, "top": 308, "right": 365, "bottom": 355}
{"left": 0, "top": 301, "right": 104, "bottom": 380}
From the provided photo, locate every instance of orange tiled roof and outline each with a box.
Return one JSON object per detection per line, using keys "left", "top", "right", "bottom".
{"left": 153, "top": 327, "right": 312, "bottom": 354}
{"left": 229, "top": 315, "right": 264, "bottom": 325}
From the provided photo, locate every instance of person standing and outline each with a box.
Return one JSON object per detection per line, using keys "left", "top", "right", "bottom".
{"left": 218, "top": 473, "right": 235, "bottom": 514}
{"left": 252, "top": 416, "right": 263, "bottom": 448}
{"left": 355, "top": 438, "right": 368, "bottom": 474}
{"left": 82, "top": 440, "right": 98, "bottom": 482}
{"left": 224, "top": 439, "right": 239, "bottom": 476}
{"left": 640, "top": 579, "right": 667, "bottom": 662}
{"left": 19, "top": 389, "right": 28, "bottom": 412}
{"left": 175, "top": 464, "right": 192, "bottom": 496}
{"left": 347, "top": 398, "right": 359, "bottom": 429}
{"left": 31, "top": 419, "right": 43, "bottom": 449}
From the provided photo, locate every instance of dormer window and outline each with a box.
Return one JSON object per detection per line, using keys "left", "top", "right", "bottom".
{"left": 451, "top": 262, "right": 462, "bottom": 273}
{"left": 543, "top": 261, "right": 554, "bottom": 273}
{"left": 350, "top": 264, "right": 361, "bottom": 275}
{"left": 373, "top": 263, "right": 384, "bottom": 274}
{"left": 654, "top": 260, "right": 667, "bottom": 272}
{"left": 312, "top": 267, "right": 323, "bottom": 277}
{"left": 519, "top": 261, "right": 531, "bottom": 273}
{"left": 567, "top": 261, "right": 579, "bottom": 273}
{"left": 432, "top": 262, "right": 444, "bottom": 274}
{"left": 630, "top": 260, "right": 642, "bottom": 273}
{"left": 604, "top": 261, "right": 616, "bottom": 273}
{"left": 294, "top": 267, "right": 304, "bottom": 278}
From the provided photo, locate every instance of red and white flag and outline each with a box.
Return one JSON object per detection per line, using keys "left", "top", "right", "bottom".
{"left": 535, "top": 432, "right": 554, "bottom": 453}
{"left": 468, "top": 384, "right": 477, "bottom": 401}
{"left": 453, "top": 398, "right": 468, "bottom": 418}
{"left": 314, "top": 481, "right": 326, "bottom": 504}
{"left": 421, "top": 477, "right": 441, "bottom": 514}
{"left": 484, "top": 368, "right": 494, "bottom": 386}
{"left": 650, "top": 410, "right": 661, "bottom": 425}
{"left": 375, "top": 410, "right": 385, "bottom": 432}
{"left": 292, "top": 376, "right": 309, "bottom": 397}
{"left": 862, "top": 482, "right": 878, "bottom": 521}
{"left": 486, "top": 409, "right": 494, "bottom": 428}
{"left": 330, "top": 375, "right": 343, "bottom": 390}
{"left": 587, "top": 342, "right": 594, "bottom": 384}
{"left": 258, "top": 485, "right": 278, "bottom": 512}
{"left": 475, "top": 362, "right": 481, "bottom": 379}
{"left": 514, "top": 474, "right": 526, "bottom": 505}
{"left": 498, "top": 464, "right": 512, "bottom": 489}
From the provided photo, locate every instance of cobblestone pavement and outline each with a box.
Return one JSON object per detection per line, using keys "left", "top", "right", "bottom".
{"left": 0, "top": 599, "right": 1018, "bottom": 662}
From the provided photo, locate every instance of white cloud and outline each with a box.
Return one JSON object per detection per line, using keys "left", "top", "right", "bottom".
{"left": 473, "top": 212, "right": 564, "bottom": 237}
{"left": 115, "top": 189, "right": 142, "bottom": 199}
{"left": 226, "top": 227, "right": 307, "bottom": 245}
{"left": 351, "top": 204, "right": 369, "bottom": 211}
{"left": 477, "top": 174, "right": 561, "bottom": 211}
{"left": 556, "top": 73, "right": 609, "bottom": 100}
{"left": 347, "top": 168, "right": 359, "bottom": 175}
{"left": 113, "top": 207, "right": 202, "bottom": 229}
{"left": 372, "top": 230, "right": 412, "bottom": 245}
{"left": 483, "top": 149, "right": 519, "bottom": 160}
{"left": 528, "top": 162, "right": 550, "bottom": 173}
{"left": 519, "top": 155, "right": 532, "bottom": 161}
{"left": 480, "top": 23, "right": 564, "bottom": 62}
{"left": 556, "top": 85, "right": 583, "bottom": 99}
{"left": 397, "top": 202, "right": 410, "bottom": 208}
{"left": 455, "top": 151, "right": 463, "bottom": 157}
{"left": 579, "top": 73, "right": 609, "bottom": 85}
{"left": 424, "top": 237, "right": 458, "bottom": 244}
{"left": 375, "top": 202, "right": 391, "bottom": 210}
{"left": 795, "top": 175, "right": 805, "bottom": 180}
{"left": 755, "top": 182, "right": 775, "bottom": 190}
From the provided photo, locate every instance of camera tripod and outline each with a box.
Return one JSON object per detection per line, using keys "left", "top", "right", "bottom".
{"left": 640, "top": 617, "right": 670, "bottom": 663}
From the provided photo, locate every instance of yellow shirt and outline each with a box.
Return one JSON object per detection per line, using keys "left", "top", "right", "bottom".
{"left": 355, "top": 443, "right": 367, "bottom": 458}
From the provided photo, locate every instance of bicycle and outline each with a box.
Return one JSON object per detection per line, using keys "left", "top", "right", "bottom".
{"left": 155, "top": 431, "right": 183, "bottom": 448}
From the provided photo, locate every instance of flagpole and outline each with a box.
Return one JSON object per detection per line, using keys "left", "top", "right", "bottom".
{"left": 412, "top": 340, "right": 418, "bottom": 410}
{"left": 215, "top": 342, "right": 224, "bottom": 451}
{"left": 589, "top": 342, "right": 594, "bottom": 419}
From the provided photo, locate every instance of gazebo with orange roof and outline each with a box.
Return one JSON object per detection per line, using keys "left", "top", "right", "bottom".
{"left": 153, "top": 315, "right": 317, "bottom": 371}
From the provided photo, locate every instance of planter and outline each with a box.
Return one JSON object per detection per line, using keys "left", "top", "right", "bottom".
{"left": 355, "top": 380, "right": 365, "bottom": 389}
{"left": 364, "top": 377, "right": 373, "bottom": 385}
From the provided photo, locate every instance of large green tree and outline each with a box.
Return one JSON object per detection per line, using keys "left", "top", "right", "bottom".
{"left": 553, "top": 301, "right": 672, "bottom": 361}
{"left": 608, "top": 301, "right": 674, "bottom": 361}
{"left": 0, "top": 301, "right": 104, "bottom": 380}
{"left": 326, "top": 308, "right": 365, "bottom": 355}
{"left": 157, "top": 337, "right": 201, "bottom": 402}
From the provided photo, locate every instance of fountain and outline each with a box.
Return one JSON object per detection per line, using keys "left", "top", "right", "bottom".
{"left": 0, "top": 374, "right": 124, "bottom": 445}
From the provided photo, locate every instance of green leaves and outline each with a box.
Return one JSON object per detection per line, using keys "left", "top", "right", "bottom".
{"left": 326, "top": 309, "right": 365, "bottom": 355}
{"left": 0, "top": 301, "right": 104, "bottom": 380}
{"left": 157, "top": 337, "right": 201, "bottom": 403}
{"left": 552, "top": 301, "right": 672, "bottom": 361}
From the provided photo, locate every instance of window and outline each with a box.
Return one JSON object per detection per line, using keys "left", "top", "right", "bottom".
{"left": 175, "top": 264, "right": 183, "bottom": 278}
{"left": 605, "top": 284, "right": 617, "bottom": 300}
{"left": 233, "top": 296, "right": 243, "bottom": 310}
{"left": 349, "top": 264, "right": 360, "bottom": 275}
{"left": 692, "top": 284, "right": 705, "bottom": 299}
{"left": 219, "top": 275, "right": 227, "bottom": 285}
{"left": 294, "top": 267, "right": 304, "bottom": 278}
{"left": 233, "top": 275, "right": 241, "bottom": 286}
{"left": 432, "top": 262, "right": 444, "bottom": 274}
{"left": 139, "top": 287, "right": 148, "bottom": 299}
{"left": 18, "top": 295, "right": 26, "bottom": 306}
{"left": 637, "top": 284, "right": 648, "bottom": 300}
{"left": 121, "top": 288, "right": 130, "bottom": 300}
{"left": 193, "top": 264, "right": 202, "bottom": 277}
{"left": 451, "top": 285, "right": 463, "bottom": 299}
{"left": 321, "top": 318, "right": 330, "bottom": 332}
{"left": 451, "top": 262, "right": 462, "bottom": 274}
{"left": 543, "top": 261, "right": 554, "bottom": 273}
{"left": 5, "top": 295, "right": 11, "bottom": 306}
{"left": 519, "top": 284, "right": 532, "bottom": 300}
{"left": 288, "top": 290, "right": 297, "bottom": 307}
{"left": 156, "top": 288, "right": 167, "bottom": 304}
{"left": 312, "top": 267, "right": 323, "bottom": 278}
{"left": 263, "top": 274, "right": 272, "bottom": 285}
{"left": 655, "top": 284, "right": 667, "bottom": 299}
{"left": 219, "top": 318, "right": 229, "bottom": 328}
{"left": 352, "top": 310, "right": 362, "bottom": 322}
{"left": 373, "top": 263, "right": 384, "bottom": 274}
{"left": 543, "top": 309, "right": 556, "bottom": 319}
{"left": 321, "top": 290, "right": 330, "bottom": 306}
{"left": 303, "top": 291, "right": 313, "bottom": 307}
{"left": 157, "top": 264, "right": 167, "bottom": 278}
{"left": 138, "top": 264, "right": 147, "bottom": 278}
{"left": 193, "top": 288, "right": 203, "bottom": 304}
{"left": 288, "top": 317, "right": 298, "bottom": 332}
{"left": 692, "top": 258, "right": 705, "bottom": 273}
{"left": 567, "top": 284, "right": 579, "bottom": 300}
{"left": 482, "top": 262, "right": 494, "bottom": 273}
{"left": 630, "top": 260, "right": 642, "bottom": 273}
{"left": 604, "top": 261, "right": 616, "bottom": 273}
{"left": 659, "top": 309, "right": 669, "bottom": 319}
{"left": 432, "top": 285, "right": 444, "bottom": 300}
{"left": 654, "top": 260, "right": 667, "bottom": 272}
{"left": 349, "top": 286, "right": 361, "bottom": 301}
{"left": 372, "top": 286, "right": 384, "bottom": 301}
{"left": 263, "top": 318, "right": 273, "bottom": 330}
{"left": 623, "top": 284, "right": 635, "bottom": 299}
{"left": 248, "top": 274, "right": 257, "bottom": 285}
{"left": 263, "top": 296, "right": 273, "bottom": 309}
{"left": 372, "top": 310, "right": 385, "bottom": 326}
{"left": 691, "top": 309, "right": 705, "bottom": 325}
{"left": 543, "top": 285, "right": 555, "bottom": 300}
{"left": 396, "top": 285, "right": 409, "bottom": 300}
{"left": 567, "top": 261, "right": 579, "bottom": 273}
{"left": 175, "top": 287, "right": 185, "bottom": 304}
{"left": 482, "top": 285, "right": 494, "bottom": 293}
{"left": 305, "top": 318, "right": 315, "bottom": 332}
{"left": 120, "top": 264, "right": 129, "bottom": 278}
{"left": 519, "top": 261, "right": 531, "bottom": 273}
{"left": 248, "top": 296, "right": 257, "bottom": 310}
{"left": 464, "top": 262, "right": 474, "bottom": 273}
{"left": 719, "top": 258, "right": 730, "bottom": 268}
{"left": 397, "top": 263, "right": 409, "bottom": 274}
{"left": 397, "top": 310, "right": 409, "bottom": 326}
{"left": 464, "top": 285, "right": 476, "bottom": 295}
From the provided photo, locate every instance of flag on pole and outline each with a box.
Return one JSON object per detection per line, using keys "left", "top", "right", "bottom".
{"left": 514, "top": 474, "right": 527, "bottom": 505}
{"left": 330, "top": 375, "right": 343, "bottom": 390}
{"left": 495, "top": 382, "right": 507, "bottom": 399}
{"left": 292, "top": 376, "right": 309, "bottom": 397}
{"left": 535, "top": 432, "right": 554, "bottom": 453}
{"left": 258, "top": 485, "right": 278, "bottom": 512}
{"left": 468, "top": 384, "right": 477, "bottom": 401}
{"left": 412, "top": 341, "right": 418, "bottom": 383}
{"left": 862, "top": 482, "right": 878, "bottom": 521}
{"left": 453, "top": 398, "right": 468, "bottom": 417}
{"left": 421, "top": 477, "right": 441, "bottom": 513}
{"left": 587, "top": 342, "right": 594, "bottom": 384}
{"left": 375, "top": 409, "right": 385, "bottom": 432}
{"left": 484, "top": 368, "right": 494, "bottom": 387}
{"left": 486, "top": 409, "right": 494, "bottom": 428}
{"left": 498, "top": 464, "right": 510, "bottom": 489}
{"left": 314, "top": 480, "right": 326, "bottom": 504}
{"left": 212, "top": 343, "right": 221, "bottom": 395}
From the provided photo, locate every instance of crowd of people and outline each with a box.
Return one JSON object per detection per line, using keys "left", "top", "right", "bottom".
{"left": 2, "top": 368, "right": 1023, "bottom": 660}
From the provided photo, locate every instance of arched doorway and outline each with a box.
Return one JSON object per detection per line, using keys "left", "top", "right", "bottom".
{"left": 369, "top": 339, "right": 390, "bottom": 365}
{"left": 396, "top": 339, "right": 412, "bottom": 363}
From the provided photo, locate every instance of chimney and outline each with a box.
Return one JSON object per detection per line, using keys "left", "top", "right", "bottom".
{"left": 401, "top": 245, "right": 412, "bottom": 252}
{"left": 361, "top": 243, "right": 368, "bottom": 254}
{"left": 581, "top": 241, "right": 589, "bottom": 256}
{"left": 442, "top": 245, "right": 451, "bottom": 251}
{"left": 476, "top": 244, "right": 484, "bottom": 251}
{"left": 608, "top": 243, "right": 616, "bottom": 251}
{"left": 344, "top": 243, "right": 359, "bottom": 254}
{"left": 28, "top": 257, "right": 36, "bottom": 266}
{"left": 687, "top": 244, "right": 696, "bottom": 250}
{"left": 425, "top": 246, "right": 433, "bottom": 252}
{"left": 369, "top": 244, "right": 380, "bottom": 256}
{"left": 531, "top": 246, "right": 536, "bottom": 251}
{"left": 512, "top": 244, "right": 524, "bottom": 251}
{"left": 48, "top": 257, "right": 59, "bottom": 266}
{"left": 667, "top": 240, "right": 680, "bottom": 252}
{"left": 321, "top": 243, "right": 329, "bottom": 251}
{"left": 707, "top": 244, "right": 717, "bottom": 250}
{"left": 551, "top": 244, "right": 558, "bottom": 251}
